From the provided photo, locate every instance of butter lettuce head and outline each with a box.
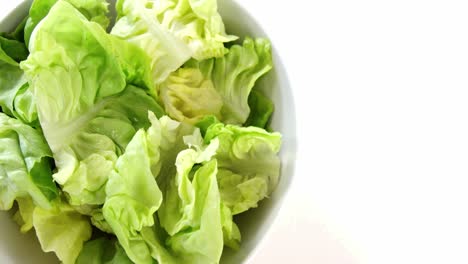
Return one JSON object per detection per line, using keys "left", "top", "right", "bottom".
{"left": 184, "top": 37, "right": 273, "bottom": 125}
{"left": 21, "top": 1, "right": 164, "bottom": 206}
{"left": 0, "top": 113, "right": 57, "bottom": 210}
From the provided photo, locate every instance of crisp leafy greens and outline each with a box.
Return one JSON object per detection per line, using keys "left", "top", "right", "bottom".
{"left": 24, "top": 0, "right": 110, "bottom": 46}
{"left": 103, "top": 114, "right": 165, "bottom": 264}
{"left": 160, "top": 68, "right": 223, "bottom": 124}
{"left": 112, "top": 0, "right": 237, "bottom": 85}
{"left": 149, "top": 0, "right": 237, "bottom": 60}
{"left": 204, "top": 121, "right": 281, "bottom": 214}
{"left": 174, "top": 38, "right": 273, "bottom": 125}
{"left": 0, "top": 0, "right": 283, "bottom": 263}
{"left": 33, "top": 202, "right": 93, "bottom": 264}
{"left": 0, "top": 113, "right": 57, "bottom": 210}
{"left": 77, "top": 238, "right": 133, "bottom": 264}
{"left": 245, "top": 90, "right": 274, "bottom": 129}
{"left": 21, "top": 1, "right": 163, "bottom": 206}
{"left": 0, "top": 36, "right": 37, "bottom": 126}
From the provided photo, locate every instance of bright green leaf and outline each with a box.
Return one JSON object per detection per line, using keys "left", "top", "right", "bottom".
{"left": 185, "top": 38, "right": 273, "bottom": 125}
{"left": 244, "top": 90, "right": 274, "bottom": 129}
{"left": 21, "top": 1, "right": 164, "bottom": 206}
{"left": 0, "top": 113, "right": 57, "bottom": 210}
{"left": 160, "top": 68, "right": 223, "bottom": 124}
{"left": 204, "top": 123, "right": 281, "bottom": 215}
{"left": 33, "top": 202, "right": 92, "bottom": 264}
{"left": 25, "top": 0, "right": 110, "bottom": 46}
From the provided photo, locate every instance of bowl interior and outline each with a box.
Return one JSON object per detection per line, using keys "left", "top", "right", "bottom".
{"left": 0, "top": 1, "right": 297, "bottom": 263}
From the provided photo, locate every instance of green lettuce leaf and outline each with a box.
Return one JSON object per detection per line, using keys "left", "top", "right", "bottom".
{"left": 195, "top": 115, "right": 219, "bottom": 136}
{"left": 13, "top": 196, "right": 35, "bottom": 233}
{"left": 195, "top": 121, "right": 281, "bottom": 248}
{"left": 140, "top": 225, "right": 177, "bottom": 264}
{"left": 0, "top": 113, "right": 57, "bottom": 210}
{"left": 244, "top": 90, "right": 274, "bottom": 129}
{"left": 158, "top": 130, "right": 218, "bottom": 234}
{"left": 0, "top": 38, "right": 37, "bottom": 126}
{"left": 24, "top": 0, "right": 110, "bottom": 46}
{"left": 220, "top": 202, "right": 241, "bottom": 249}
{"left": 103, "top": 122, "right": 163, "bottom": 264}
{"left": 112, "top": 0, "right": 193, "bottom": 85}
{"left": 166, "top": 159, "right": 224, "bottom": 264}
{"left": 103, "top": 126, "right": 225, "bottom": 264}
{"left": 12, "top": 84, "right": 38, "bottom": 125}
{"left": 33, "top": 202, "right": 92, "bottom": 264}
{"left": 89, "top": 208, "right": 114, "bottom": 233}
{"left": 150, "top": 0, "right": 237, "bottom": 60}
{"left": 76, "top": 238, "right": 133, "bottom": 264}
{"left": 103, "top": 112, "right": 194, "bottom": 264}
{"left": 21, "top": 1, "right": 164, "bottom": 206}
{"left": 0, "top": 58, "right": 28, "bottom": 120}
{"left": 160, "top": 68, "right": 223, "bottom": 124}
{"left": 146, "top": 113, "right": 195, "bottom": 187}
{"left": 1, "top": 16, "right": 28, "bottom": 43}
{"left": 204, "top": 123, "right": 281, "bottom": 215}
{"left": 112, "top": 0, "right": 237, "bottom": 84}
{"left": 158, "top": 131, "right": 224, "bottom": 264}
{"left": 0, "top": 37, "right": 28, "bottom": 62}
{"left": 184, "top": 38, "right": 273, "bottom": 125}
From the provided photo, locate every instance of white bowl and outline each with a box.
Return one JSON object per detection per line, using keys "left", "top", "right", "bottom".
{"left": 0, "top": 1, "right": 297, "bottom": 263}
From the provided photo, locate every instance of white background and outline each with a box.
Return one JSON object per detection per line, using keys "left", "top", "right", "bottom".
{"left": 2, "top": 0, "right": 468, "bottom": 263}
{"left": 236, "top": 0, "right": 468, "bottom": 263}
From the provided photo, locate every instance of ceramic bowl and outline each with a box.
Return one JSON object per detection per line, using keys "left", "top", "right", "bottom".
{"left": 0, "top": 1, "right": 297, "bottom": 263}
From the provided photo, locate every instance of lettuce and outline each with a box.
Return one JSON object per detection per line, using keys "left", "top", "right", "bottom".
{"left": 21, "top": 1, "right": 164, "bottom": 206}
{"left": 244, "top": 90, "right": 274, "bottom": 129}
{"left": 153, "top": 130, "right": 223, "bottom": 263}
{"left": 0, "top": 113, "right": 57, "bottom": 210}
{"left": 203, "top": 122, "right": 282, "bottom": 215}
{"left": 159, "top": 38, "right": 272, "bottom": 126}
{"left": 0, "top": 38, "right": 37, "bottom": 126}
{"left": 164, "top": 158, "right": 223, "bottom": 264}
{"left": 33, "top": 202, "right": 92, "bottom": 264}
{"left": 103, "top": 124, "right": 225, "bottom": 264}
{"left": 76, "top": 238, "right": 133, "bottom": 264}
{"left": 0, "top": 37, "right": 28, "bottom": 63}
{"left": 103, "top": 116, "right": 164, "bottom": 264}
{"left": 0, "top": 0, "right": 283, "bottom": 263}
{"left": 149, "top": 0, "right": 237, "bottom": 60}
{"left": 24, "top": 0, "right": 110, "bottom": 46}
{"left": 112, "top": 0, "right": 237, "bottom": 85}
{"left": 1, "top": 16, "right": 28, "bottom": 43}
{"left": 160, "top": 68, "right": 223, "bottom": 124}
{"left": 12, "top": 197, "right": 35, "bottom": 233}
{"left": 112, "top": 0, "right": 192, "bottom": 85}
